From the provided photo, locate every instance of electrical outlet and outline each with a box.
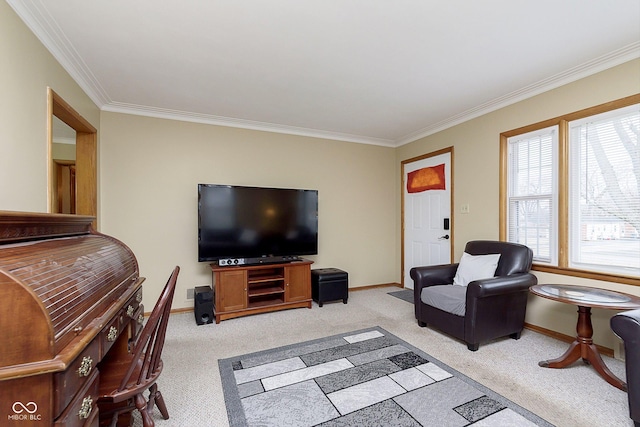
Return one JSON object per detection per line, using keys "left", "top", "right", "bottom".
{"left": 461, "top": 204, "right": 470, "bottom": 214}
{"left": 186, "top": 288, "right": 195, "bottom": 300}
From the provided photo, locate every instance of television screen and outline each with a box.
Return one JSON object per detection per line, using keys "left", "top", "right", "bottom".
{"left": 198, "top": 184, "right": 318, "bottom": 262}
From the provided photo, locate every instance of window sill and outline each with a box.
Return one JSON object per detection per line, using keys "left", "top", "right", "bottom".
{"left": 532, "top": 264, "right": 640, "bottom": 287}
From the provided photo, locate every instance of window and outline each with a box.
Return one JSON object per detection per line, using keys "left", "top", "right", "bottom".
{"left": 507, "top": 126, "right": 558, "bottom": 264}
{"left": 500, "top": 95, "right": 640, "bottom": 284}
{"left": 568, "top": 105, "right": 640, "bottom": 276}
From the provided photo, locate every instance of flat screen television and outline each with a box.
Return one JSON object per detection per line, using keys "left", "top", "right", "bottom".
{"left": 198, "top": 184, "right": 318, "bottom": 263}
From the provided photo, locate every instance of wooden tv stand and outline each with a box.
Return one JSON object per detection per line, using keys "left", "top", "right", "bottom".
{"left": 210, "top": 259, "right": 313, "bottom": 323}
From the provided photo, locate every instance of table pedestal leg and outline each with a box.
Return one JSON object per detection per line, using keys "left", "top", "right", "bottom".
{"left": 538, "top": 305, "right": 627, "bottom": 391}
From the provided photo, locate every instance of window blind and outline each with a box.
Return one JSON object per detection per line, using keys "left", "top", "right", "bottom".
{"left": 507, "top": 126, "right": 558, "bottom": 263}
{"left": 568, "top": 104, "right": 640, "bottom": 274}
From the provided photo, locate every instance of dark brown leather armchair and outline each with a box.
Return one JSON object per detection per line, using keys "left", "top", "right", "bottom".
{"left": 611, "top": 309, "right": 640, "bottom": 427}
{"left": 411, "top": 240, "right": 536, "bottom": 351}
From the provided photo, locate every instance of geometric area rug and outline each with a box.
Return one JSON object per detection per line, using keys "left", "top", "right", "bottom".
{"left": 219, "top": 327, "right": 554, "bottom": 427}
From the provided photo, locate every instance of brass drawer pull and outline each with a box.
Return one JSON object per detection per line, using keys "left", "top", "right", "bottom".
{"left": 78, "top": 396, "right": 92, "bottom": 419}
{"left": 77, "top": 356, "right": 93, "bottom": 377}
{"left": 107, "top": 326, "right": 118, "bottom": 342}
{"left": 126, "top": 304, "right": 135, "bottom": 317}
{"left": 138, "top": 314, "right": 144, "bottom": 325}
{"left": 135, "top": 292, "right": 143, "bottom": 303}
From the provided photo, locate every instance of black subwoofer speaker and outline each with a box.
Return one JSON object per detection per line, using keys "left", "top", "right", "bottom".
{"left": 194, "top": 286, "right": 214, "bottom": 325}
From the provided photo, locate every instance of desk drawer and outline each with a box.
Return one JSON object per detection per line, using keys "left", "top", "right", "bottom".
{"left": 54, "top": 368, "right": 99, "bottom": 427}
{"left": 123, "top": 290, "right": 141, "bottom": 322}
{"left": 54, "top": 338, "right": 100, "bottom": 418}
{"left": 100, "top": 313, "right": 122, "bottom": 357}
{"left": 100, "top": 289, "right": 144, "bottom": 358}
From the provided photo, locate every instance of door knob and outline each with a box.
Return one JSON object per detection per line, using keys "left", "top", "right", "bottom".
{"left": 438, "top": 234, "right": 450, "bottom": 240}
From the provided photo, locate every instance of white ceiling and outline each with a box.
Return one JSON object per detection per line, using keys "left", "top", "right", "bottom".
{"left": 9, "top": 1, "right": 640, "bottom": 147}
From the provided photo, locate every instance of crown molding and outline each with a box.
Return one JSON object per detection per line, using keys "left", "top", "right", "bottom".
{"left": 7, "top": 0, "right": 111, "bottom": 107}
{"left": 395, "top": 41, "right": 640, "bottom": 146}
{"left": 94, "top": 42, "right": 640, "bottom": 148}
{"left": 101, "top": 103, "right": 397, "bottom": 147}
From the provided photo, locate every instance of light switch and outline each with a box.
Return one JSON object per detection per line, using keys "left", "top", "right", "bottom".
{"left": 461, "top": 204, "right": 470, "bottom": 214}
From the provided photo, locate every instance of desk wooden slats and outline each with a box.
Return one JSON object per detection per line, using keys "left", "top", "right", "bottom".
{"left": 0, "top": 211, "right": 144, "bottom": 426}
{"left": 0, "top": 236, "right": 137, "bottom": 348}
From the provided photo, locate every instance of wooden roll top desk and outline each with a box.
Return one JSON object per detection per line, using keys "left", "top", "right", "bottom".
{"left": 0, "top": 211, "right": 145, "bottom": 426}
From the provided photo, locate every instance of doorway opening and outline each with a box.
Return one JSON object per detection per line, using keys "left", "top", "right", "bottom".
{"left": 47, "top": 88, "right": 97, "bottom": 226}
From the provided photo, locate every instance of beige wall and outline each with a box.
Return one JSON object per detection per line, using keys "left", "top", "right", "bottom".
{"left": 0, "top": 2, "right": 100, "bottom": 212}
{"left": 52, "top": 142, "right": 76, "bottom": 161}
{"left": 99, "top": 112, "right": 397, "bottom": 310}
{"left": 396, "top": 59, "right": 640, "bottom": 351}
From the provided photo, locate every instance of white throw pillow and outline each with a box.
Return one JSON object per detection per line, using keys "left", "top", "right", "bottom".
{"left": 452, "top": 252, "right": 501, "bottom": 287}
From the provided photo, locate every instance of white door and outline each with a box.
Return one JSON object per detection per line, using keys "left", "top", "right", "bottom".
{"left": 403, "top": 151, "right": 452, "bottom": 289}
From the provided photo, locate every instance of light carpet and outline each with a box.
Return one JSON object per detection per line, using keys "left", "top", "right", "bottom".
{"left": 219, "top": 326, "right": 553, "bottom": 426}
{"left": 138, "top": 286, "right": 630, "bottom": 426}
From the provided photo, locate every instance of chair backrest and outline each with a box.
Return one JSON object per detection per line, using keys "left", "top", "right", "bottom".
{"left": 464, "top": 241, "right": 533, "bottom": 276}
{"left": 118, "top": 266, "right": 180, "bottom": 392}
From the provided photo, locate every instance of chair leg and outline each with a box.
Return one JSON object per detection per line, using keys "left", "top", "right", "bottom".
{"left": 134, "top": 393, "right": 154, "bottom": 427}
{"left": 147, "top": 384, "right": 157, "bottom": 415}
{"left": 149, "top": 384, "right": 170, "bottom": 420}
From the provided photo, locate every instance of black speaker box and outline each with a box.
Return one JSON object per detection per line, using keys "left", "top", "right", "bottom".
{"left": 194, "top": 286, "right": 214, "bottom": 325}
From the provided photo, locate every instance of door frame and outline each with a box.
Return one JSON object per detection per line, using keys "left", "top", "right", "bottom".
{"left": 401, "top": 146, "right": 455, "bottom": 287}
{"left": 47, "top": 88, "right": 97, "bottom": 227}
{"left": 54, "top": 160, "right": 76, "bottom": 214}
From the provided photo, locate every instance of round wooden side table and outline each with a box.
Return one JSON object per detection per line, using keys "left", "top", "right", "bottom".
{"left": 530, "top": 284, "right": 640, "bottom": 391}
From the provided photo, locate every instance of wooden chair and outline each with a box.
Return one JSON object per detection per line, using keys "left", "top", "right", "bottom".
{"left": 98, "top": 266, "right": 180, "bottom": 427}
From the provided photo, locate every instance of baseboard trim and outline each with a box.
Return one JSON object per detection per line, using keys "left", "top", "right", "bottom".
{"left": 350, "top": 282, "right": 403, "bottom": 291}
{"left": 524, "top": 322, "right": 613, "bottom": 357}
{"left": 144, "top": 306, "right": 193, "bottom": 317}
{"left": 170, "top": 306, "right": 194, "bottom": 315}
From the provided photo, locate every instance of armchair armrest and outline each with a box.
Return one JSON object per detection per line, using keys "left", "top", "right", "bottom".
{"left": 611, "top": 309, "right": 640, "bottom": 342}
{"left": 466, "top": 273, "right": 537, "bottom": 298}
{"left": 410, "top": 264, "right": 459, "bottom": 290}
